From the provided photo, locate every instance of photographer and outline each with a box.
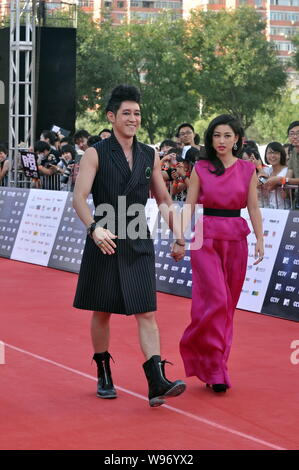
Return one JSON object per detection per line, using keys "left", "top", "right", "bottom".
{"left": 34, "top": 141, "right": 59, "bottom": 189}
{"left": 158, "top": 139, "right": 178, "bottom": 159}
{"left": 160, "top": 147, "right": 191, "bottom": 201}
{"left": 56, "top": 144, "right": 77, "bottom": 191}
{"left": 160, "top": 147, "right": 181, "bottom": 191}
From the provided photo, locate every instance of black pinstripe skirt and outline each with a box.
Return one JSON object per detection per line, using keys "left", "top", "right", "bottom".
{"left": 73, "top": 236, "right": 157, "bottom": 315}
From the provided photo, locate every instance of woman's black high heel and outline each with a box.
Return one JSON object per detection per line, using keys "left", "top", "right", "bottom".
{"left": 206, "top": 383, "right": 228, "bottom": 393}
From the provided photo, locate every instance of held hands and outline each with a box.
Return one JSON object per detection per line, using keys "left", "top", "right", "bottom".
{"left": 93, "top": 226, "right": 117, "bottom": 255}
{"left": 171, "top": 240, "right": 185, "bottom": 262}
{"left": 253, "top": 239, "right": 264, "bottom": 265}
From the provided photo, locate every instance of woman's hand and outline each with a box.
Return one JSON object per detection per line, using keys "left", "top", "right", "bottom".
{"left": 263, "top": 176, "right": 282, "bottom": 191}
{"left": 249, "top": 155, "right": 261, "bottom": 169}
{"left": 253, "top": 238, "right": 264, "bottom": 265}
{"left": 171, "top": 240, "right": 185, "bottom": 262}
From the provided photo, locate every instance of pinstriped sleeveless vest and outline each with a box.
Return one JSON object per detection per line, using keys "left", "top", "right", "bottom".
{"left": 73, "top": 132, "right": 157, "bottom": 315}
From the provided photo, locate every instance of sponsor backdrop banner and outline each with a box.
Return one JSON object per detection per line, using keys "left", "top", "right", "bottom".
{"left": 0, "top": 188, "right": 29, "bottom": 258}
{"left": 154, "top": 238, "right": 192, "bottom": 298}
{"left": 0, "top": 190, "right": 298, "bottom": 321}
{"left": 262, "top": 211, "right": 299, "bottom": 321}
{"left": 10, "top": 190, "right": 68, "bottom": 266}
{"left": 237, "top": 208, "right": 290, "bottom": 312}
{"left": 48, "top": 193, "right": 93, "bottom": 273}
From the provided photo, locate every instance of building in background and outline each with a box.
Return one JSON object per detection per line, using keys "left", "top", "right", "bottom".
{"left": 0, "top": 0, "right": 298, "bottom": 62}
{"left": 182, "top": 1, "right": 299, "bottom": 65}
{"left": 77, "top": 0, "right": 182, "bottom": 24}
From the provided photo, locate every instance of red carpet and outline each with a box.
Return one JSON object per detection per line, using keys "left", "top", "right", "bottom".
{"left": 1, "top": 258, "right": 299, "bottom": 450}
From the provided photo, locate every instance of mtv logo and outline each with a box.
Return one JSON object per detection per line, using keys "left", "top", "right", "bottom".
{"left": 283, "top": 299, "right": 290, "bottom": 307}
{"left": 291, "top": 272, "right": 298, "bottom": 280}
{"left": 275, "top": 283, "right": 282, "bottom": 291}
{"left": 282, "top": 257, "right": 289, "bottom": 264}
{"left": 290, "top": 231, "right": 297, "bottom": 238}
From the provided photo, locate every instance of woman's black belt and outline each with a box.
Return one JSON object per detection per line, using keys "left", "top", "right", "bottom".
{"left": 203, "top": 208, "right": 241, "bottom": 217}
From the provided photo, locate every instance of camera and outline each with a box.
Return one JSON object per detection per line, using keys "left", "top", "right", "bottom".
{"left": 61, "top": 160, "right": 74, "bottom": 184}
{"left": 258, "top": 176, "right": 267, "bottom": 184}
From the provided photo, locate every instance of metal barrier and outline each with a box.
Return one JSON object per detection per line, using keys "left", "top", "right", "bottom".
{"left": 258, "top": 184, "right": 299, "bottom": 210}
{"left": 0, "top": 170, "right": 62, "bottom": 190}
{"left": 1, "top": 172, "right": 298, "bottom": 206}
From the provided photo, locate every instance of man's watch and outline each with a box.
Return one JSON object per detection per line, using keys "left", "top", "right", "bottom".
{"left": 87, "top": 221, "right": 97, "bottom": 239}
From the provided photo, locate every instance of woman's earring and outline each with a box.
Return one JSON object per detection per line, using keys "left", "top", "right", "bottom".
{"left": 233, "top": 143, "right": 237, "bottom": 151}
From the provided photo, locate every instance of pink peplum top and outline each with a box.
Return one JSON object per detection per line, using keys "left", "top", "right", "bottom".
{"left": 195, "top": 158, "right": 256, "bottom": 241}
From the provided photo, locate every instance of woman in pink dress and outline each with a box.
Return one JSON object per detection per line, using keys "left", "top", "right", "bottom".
{"left": 177, "top": 115, "right": 264, "bottom": 393}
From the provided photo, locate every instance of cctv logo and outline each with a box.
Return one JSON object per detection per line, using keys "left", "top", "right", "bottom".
{"left": 285, "top": 286, "right": 296, "bottom": 292}
{"left": 270, "top": 297, "right": 280, "bottom": 303}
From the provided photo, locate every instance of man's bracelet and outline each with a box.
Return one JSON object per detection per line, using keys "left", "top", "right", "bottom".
{"left": 87, "top": 221, "right": 97, "bottom": 239}
{"left": 175, "top": 240, "right": 185, "bottom": 247}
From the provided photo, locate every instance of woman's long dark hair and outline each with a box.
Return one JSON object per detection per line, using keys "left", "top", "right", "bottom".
{"left": 264, "top": 141, "right": 287, "bottom": 166}
{"left": 204, "top": 114, "right": 244, "bottom": 176}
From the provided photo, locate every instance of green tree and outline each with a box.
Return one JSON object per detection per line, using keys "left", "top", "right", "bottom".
{"left": 247, "top": 89, "right": 299, "bottom": 144}
{"left": 101, "top": 17, "right": 200, "bottom": 142}
{"left": 76, "top": 14, "right": 199, "bottom": 143}
{"left": 76, "top": 12, "right": 124, "bottom": 115}
{"left": 292, "top": 33, "right": 299, "bottom": 71}
{"left": 185, "top": 7, "right": 287, "bottom": 130}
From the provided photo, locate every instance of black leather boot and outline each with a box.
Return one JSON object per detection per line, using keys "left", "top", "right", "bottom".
{"left": 93, "top": 351, "right": 117, "bottom": 399}
{"left": 206, "top": 383, "right": 228, "bottom": 393}
{"left": 143, "top": 355, "right": 186, "bottom": 407}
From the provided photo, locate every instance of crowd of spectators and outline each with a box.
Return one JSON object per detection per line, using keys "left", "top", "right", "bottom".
{"left": 0, "top": 120, "right": 298, "bottom": 209}
{"left": 0, "top": 127, "right": 112, "bottom": 192}
{"left": 157, "top": 120, "right": 299, "bottom": 210}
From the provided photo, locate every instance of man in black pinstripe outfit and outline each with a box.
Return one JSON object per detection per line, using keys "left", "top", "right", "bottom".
{"left": 73, "top": 85, "right": 186, "bottom": 407}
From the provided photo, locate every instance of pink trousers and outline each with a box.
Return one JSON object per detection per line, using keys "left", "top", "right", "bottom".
{"left": 180, "top": 237, "right": 248, "bottom": 387}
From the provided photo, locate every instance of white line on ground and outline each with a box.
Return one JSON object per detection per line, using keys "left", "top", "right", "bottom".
{"left": 5, "top": 342, "right": 286, "bottom": 451}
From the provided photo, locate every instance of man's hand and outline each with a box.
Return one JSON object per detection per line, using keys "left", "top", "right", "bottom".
{"left": 93, "top": 226, "right": 117, "bottom": 255}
